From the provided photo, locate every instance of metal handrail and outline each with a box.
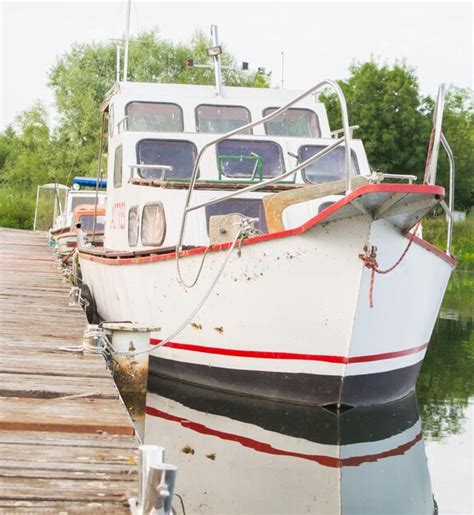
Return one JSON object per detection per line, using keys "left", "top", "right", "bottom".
{"left": 426, "top": 84, "right": 446, "bottom": 185}
{"left": 176, "top": 79, "right": 353, "bottom": 251}
{"left": 441, "top": 133, "right": 455, "bottom": 255}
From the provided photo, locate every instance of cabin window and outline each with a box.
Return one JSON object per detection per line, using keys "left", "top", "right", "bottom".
{"left": 136, "top": 139, "right": 197, "bottom": 181}
{"left": 298, "top": 145, "right": 360, "bottom": 184}
{"left": 128, "top": 206, "right": 139, "bottom": 247}
{"left": 205, "top": 199, "right": 268, "bottom": 234}
{"left": 216, "top": 139, "right": 285, "bottom": 180}
{"left": 126, "top": 102, "right": 184, "bottom": 132}
{"left": 114, "top": 145, "right": 123, "bottom": 188}
{"left": 141, "top": 202, "right": 166, "bottom": 246}
{"left": 79, "top": 215, "right": 106, "bottom": 232}
{"left": 70, "top": 196, "right": 98, "bottom": 210}
{"left": 108, "top": 104, "right": 114, "bottom": 137}
{"left": 196, "top": 105, "right": 252, "bottom": 134}
{"left": 263, "top": 108, "right": 320, "bottom": 138}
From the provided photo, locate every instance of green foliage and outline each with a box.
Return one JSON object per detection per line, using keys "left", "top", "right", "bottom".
{"left": 435, "top": 88, "right": 474, "bottom": 211}
{"left": 422, "top": 213, "right": 474, "bottom": 270}
{"left": 417, "top": 272, "right": 474, "bottom": 439}
{"left": 48, "top": 30, "right": 270, "bottom": 182}
{"left": 320, "top": 60, "right": 430, "bottom": 176}
{"left": 0, "top": 30, "right": 270, "bottom": 229}
{"left": 320, "top": 60, "right": 474, "bottom": 210}
{"left": 0, "top": 187, "right": 35, "bottom": 229}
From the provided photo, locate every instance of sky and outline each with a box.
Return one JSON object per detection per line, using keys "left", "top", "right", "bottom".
{"left": 0, "top": 0, "right": 472, "bottom": 130}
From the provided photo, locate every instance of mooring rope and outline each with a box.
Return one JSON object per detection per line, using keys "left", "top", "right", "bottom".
{"left": 359, "top": 222, "right": 421, "bottom": 308}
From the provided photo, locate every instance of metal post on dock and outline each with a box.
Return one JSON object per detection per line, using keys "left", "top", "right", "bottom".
{"left": 130, "top": 445, "right": 178, "bottom": 515}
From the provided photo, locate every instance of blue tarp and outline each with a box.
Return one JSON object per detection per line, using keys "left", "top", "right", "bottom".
{"left": 73, "top": 177, "right": 107, "bottom": 189}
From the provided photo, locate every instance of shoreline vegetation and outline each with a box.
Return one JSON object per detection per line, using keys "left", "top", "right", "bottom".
{"left": 423, "top": 213, "right": 474, "bottom": 271}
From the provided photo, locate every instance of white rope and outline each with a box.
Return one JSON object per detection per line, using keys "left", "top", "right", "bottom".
{"left": 115, "top": 226, "right": 244, "bottom": 357}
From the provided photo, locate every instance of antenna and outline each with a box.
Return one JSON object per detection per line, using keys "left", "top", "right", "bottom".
{"left": 210, "top": 25, "right": 223, "bottom": 96}
{"left": 116, "top": 44, "right": 121, "bottom": 82}
{"left": 280, "top": 51, "right": 285, "bottom": 89}
{"left": 123, "top": 0, "right": 131, "bottom": 82}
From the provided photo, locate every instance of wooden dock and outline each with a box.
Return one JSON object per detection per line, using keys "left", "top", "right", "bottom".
{"left": 0, "top": 228, "right": 138, "bottom": 512}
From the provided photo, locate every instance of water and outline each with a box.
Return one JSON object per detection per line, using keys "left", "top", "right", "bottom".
{"left": 143, "top": 271, "right": 473, "bottom": 514}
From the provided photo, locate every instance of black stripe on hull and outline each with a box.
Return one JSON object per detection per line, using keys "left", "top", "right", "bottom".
{"left": 148, "top": 356, "right": 423, "bottom": 407}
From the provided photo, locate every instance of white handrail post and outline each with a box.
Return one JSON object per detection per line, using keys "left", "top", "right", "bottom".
{"left": 33, "top": 185, "right": 40, "bottom": 231}
{"left": 441, "top": 133, "right": 455, "bottom": 256}
{"left": 427, "top": 83, "right": 446, "bottom": 185}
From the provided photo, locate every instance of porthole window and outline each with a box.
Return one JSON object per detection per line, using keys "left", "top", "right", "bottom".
{"left": 128, "top": 206, "right": 139, "bottom": 247}
{"left": 141, "top": 203, "right": 166, "bottom": 246}
{"left": 114, "top": 145, "right": 123, "bottom": 188}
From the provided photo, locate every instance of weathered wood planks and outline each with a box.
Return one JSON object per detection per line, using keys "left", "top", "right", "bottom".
{"left": 0, "top": 228, "right": 138, "bottom": 513}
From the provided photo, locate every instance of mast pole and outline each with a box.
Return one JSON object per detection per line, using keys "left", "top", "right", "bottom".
{"left": 123, "top": 0, "right": 131, "bottom": 82}
{"left": 210, "top": 25, "right": 223, "bottom": 96}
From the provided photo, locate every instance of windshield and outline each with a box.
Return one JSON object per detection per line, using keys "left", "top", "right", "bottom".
{"left": 196, "top": 105, "right": 252, "bottom": 134}
{"left": 263, "top": 108, "right": 320, "bottom": 138}
{"left": 216, "top": 139, "right": 285, "bottom": 180}
{"left": 126, "top": 102, "right": 183, "bottom": 132}
{"left": 136, "top": 139, "right": 197, "bottom": 180}
{"left": 299, "top": 145, "right": 360, "bottom": 183}
{"left": 79, "top": 214, "right": 106, "bottom": 232}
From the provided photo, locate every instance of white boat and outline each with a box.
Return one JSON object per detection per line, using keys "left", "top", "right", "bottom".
{"left": 50, "top": 177, "right": 107, "bottom": 244}
{"left": 144, "top": 380, "right": 435, "bottom": 514}
{"left": 78, "top": 30, "right": 456, "bottom": 408}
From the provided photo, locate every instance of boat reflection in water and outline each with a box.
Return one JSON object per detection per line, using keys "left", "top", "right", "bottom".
{"left": 145, "top": 378, "right": 434, "bottom": 514}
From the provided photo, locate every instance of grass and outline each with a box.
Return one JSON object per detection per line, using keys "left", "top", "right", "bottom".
{"left": 423, "top": 212, "right": 474, "bottom": 271}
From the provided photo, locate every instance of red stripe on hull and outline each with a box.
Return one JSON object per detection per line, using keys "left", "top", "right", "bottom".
{"left": 145, "top": 405, "right": 422, "bottom": 467}
{"left": 150, "top": 339, "right": 429, "bottom": 364}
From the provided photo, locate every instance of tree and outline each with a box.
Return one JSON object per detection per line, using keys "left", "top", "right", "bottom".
{"left": 48, "top": 30, "right": 270, "bottom": 179}
{"left": 320, "top": 60, "right": 431, "bottom": 176}
{"left": 435, "top": 87, "right": 474, "bottom": 211}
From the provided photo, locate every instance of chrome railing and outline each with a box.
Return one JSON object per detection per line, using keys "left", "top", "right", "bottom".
{"left": 425, "top": 83, "right": 456, "bottom": 256}
{"left": 176, "top": 79, "right": 353, "bottom": 252}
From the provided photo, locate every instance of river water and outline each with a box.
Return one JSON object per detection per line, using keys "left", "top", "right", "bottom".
{"left": 143, "top": 271, "right": 473, "bottom": 514}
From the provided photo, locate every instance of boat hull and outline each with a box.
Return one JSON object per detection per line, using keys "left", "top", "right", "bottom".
{"left": 79, "top": 205, "right": 453, "bottom": 407}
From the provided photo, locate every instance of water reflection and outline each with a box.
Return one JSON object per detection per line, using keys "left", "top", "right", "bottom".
{"left": 145, "top": 379, "right": 434, "bottom": 514}
{"left": 417, "top": 271, "right": 474, "bottom": 440}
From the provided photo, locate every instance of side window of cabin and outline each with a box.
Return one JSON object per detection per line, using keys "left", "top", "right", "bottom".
{"left": 126, "top": 102, "right": 183, "bottom": 132}
{"left": 298, "top": 145, "right": 360, "bottom": 184}
{"left": 108, "top": 104, "right": 114, "bottom": 137}
{"left": 216, "top": 139, "right": 285, "bottom": 180}
{"left": 141, "top": 203, "right": 166, "bottom": 246}
{"left": 128, "top": 206, "right": 139, "bottom": 247}
{"left": 114, "top": 145, "right": 123, "bottom": 188}
{"left": 136, "top": 139, "right": 197, "bottom": 181}
{"left": 263, "top": 108, "right": 320, "bottom": 138}
{"left": 195, "top": 105, "right": 252, "bottom": 134}
{"left": 79, "top": 215, "right": 106, "bottom": 232}
{"left": 206, "top": 199, "right": 268, "bottom": 236}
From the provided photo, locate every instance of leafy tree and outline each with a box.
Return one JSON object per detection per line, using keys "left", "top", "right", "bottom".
{"left": 48, "top": 30, "right": 270, "bottom": 179}
{"left": 435, "top": 87, "right": 474, "bottom": 211}
{"left": 320, "top": 60, "right": 430, "bottom": 176}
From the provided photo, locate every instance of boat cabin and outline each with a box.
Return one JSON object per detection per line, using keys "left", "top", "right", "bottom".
{"left": 102, "top": 82, "right": 371, "bottom": 251}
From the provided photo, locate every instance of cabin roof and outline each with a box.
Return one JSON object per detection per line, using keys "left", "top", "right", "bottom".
{"left": 102, "top": 81, "right": 323, "bottom": 111}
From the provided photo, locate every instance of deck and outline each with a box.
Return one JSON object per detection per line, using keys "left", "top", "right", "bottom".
{"left": 0, "top": 228, "right": 138, "bottom": 512}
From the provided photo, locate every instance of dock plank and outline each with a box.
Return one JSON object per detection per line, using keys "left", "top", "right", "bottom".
{"left": 0, "top": 228, "right": 138, "bottom": 512}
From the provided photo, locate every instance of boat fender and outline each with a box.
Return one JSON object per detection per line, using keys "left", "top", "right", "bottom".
{"left": 80, "top": 283, "right": 100, "bottom": 324}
